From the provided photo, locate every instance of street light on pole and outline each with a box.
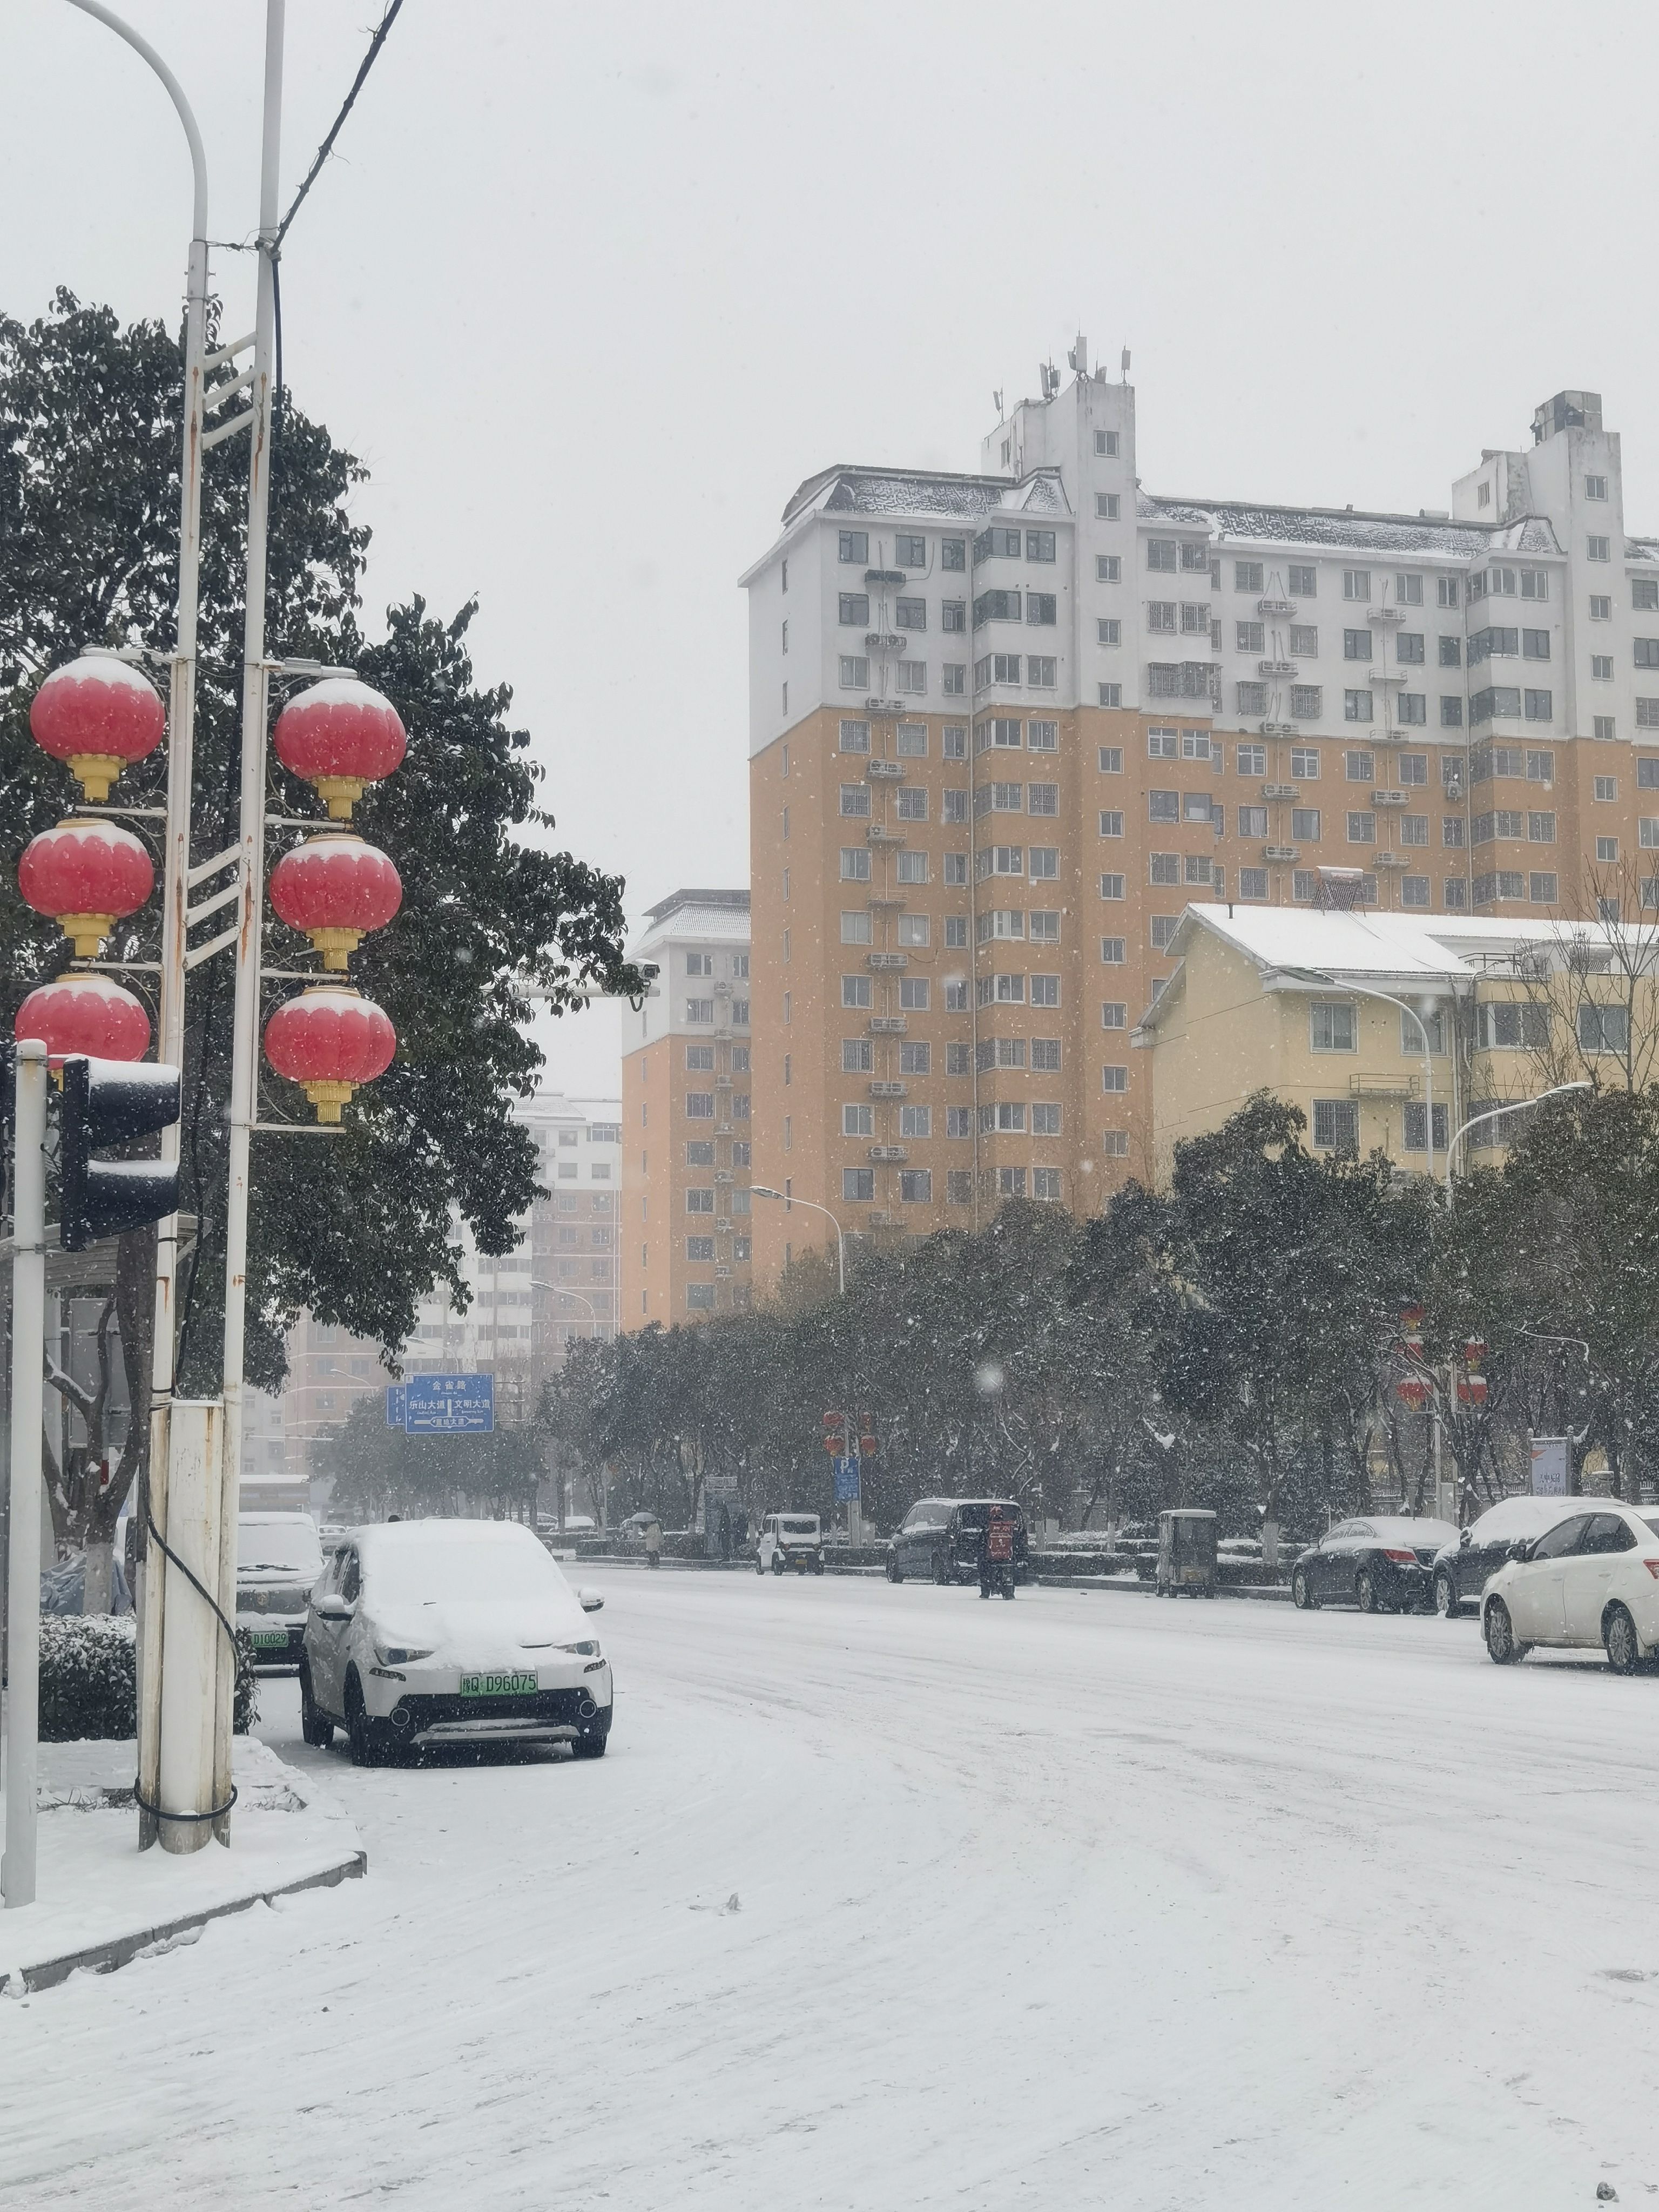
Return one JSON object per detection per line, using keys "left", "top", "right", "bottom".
{"left": 1444, "top": 1082, "right": 1592, "bottom": 1208}
{"left": 530, "top": 1281, "right": 600, "bottom": 1338}
{"left": 751, "top": 1186, "right": 846, "bottom": 1296}
{"left": 1291, "top": 967, "right": 1450, "bottom": 1184}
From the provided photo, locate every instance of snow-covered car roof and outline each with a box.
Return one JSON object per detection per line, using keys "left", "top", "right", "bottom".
{"left": 1347, "top": 1517, "right": 1458, "bottom": 1548}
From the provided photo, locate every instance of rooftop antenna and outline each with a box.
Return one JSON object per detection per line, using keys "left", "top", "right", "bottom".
{"left": 1121, "top": 347, "right": 1131, "bottom": 383}
{"left": 1068, "top": 334, "right": 1088, "bottom": 376}
{"left": 992, "top": 388, "right": 1004, "bottom": 419}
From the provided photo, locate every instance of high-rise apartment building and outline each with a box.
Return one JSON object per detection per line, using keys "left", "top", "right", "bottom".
{"left": 621, "top": 889, "right": 753, "bottom": 1324}
{"left": 741, "top": 363, "right": 1659, "bottom": 1285}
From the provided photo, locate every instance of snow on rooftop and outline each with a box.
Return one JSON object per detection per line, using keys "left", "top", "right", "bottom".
{"left": 781, "top": 465, "right": 1068, "bottom": 525}
{"left": 1139, "top": 495, "right": 1562, "bottom": 560}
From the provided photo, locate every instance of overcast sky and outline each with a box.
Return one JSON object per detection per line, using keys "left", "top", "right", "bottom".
{"left": 8, "top": 0, "right": 1657, "bottom": 1092}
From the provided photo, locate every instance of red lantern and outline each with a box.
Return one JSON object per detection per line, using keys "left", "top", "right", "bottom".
{"left": 15, "top": 973, "right": 150, "bottom": 1068}
{"left": 1399, "top": 1303, "right": 1425, "bottom": 1332}
{"left": 1458, "top": 1375, "right": 1489, "bottom": 1406}
{"left": 18, "top": 820, "right": 154, "bottom": 956}
{"left": 268, "top": 835, "right": 402, "bottom": 972}
{"left": 30, "top": 655, "right": 165, "bottom": 803}
{"left": 264, "top": 986, "right": 396, "bottom": 1122}
{"left": 1395, "top": 1378, "right": 1432, "bottom": 1411}
{"left": 1464, "top": 1338, "right": 1488, "bottom": 1367}
{"left": 273, "top": 678, "right": 406, "bottom": 822}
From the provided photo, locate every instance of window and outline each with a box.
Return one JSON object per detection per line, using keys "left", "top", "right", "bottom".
{"left": 1096, "top": 1065, "right": 1129, "bottom": 1096}
{"left": 1588, "top": 536, "right": 1611, "bottom": 562}
{"left": 1590, "top": 654, "right": 1617, "bottom": 684}
{"left": 839, "top": 592, "right": 869, "bottom": 626}
{"left": 941, "top": 602, "right": 967, "bottom": 638}
{"left": 840, "top": 847, "right": 871, "bottom": 881}
{"left": 899, "top": 978, "right": 929, "bottom": 1010}
{"left": 1096, "top": 555, "right": 1122, "bottom": 585}
{"left": 1477, "top": 1002, "right": 1549, "bottom": 1049}
{"left": 895, "top": 534, "right": 926, "bottom": 568}
{"left": 943, "top": 854, "right": 968, "bottom": 886}
{"left": 1310, "top": 1001, "right": 1357, "bottom": 1051}
{"left": 900, "top": 1041, "right": 931, "bottom": 1076}
{"left": 1312, "top": 1099, "right": 1359, "bottom": 1153}
{"left": 842, "top": 975, "right": 872, "bottom": 1008}
{"left": 1094, "top": 491, "right": 1121, "bottom": 521}
{"left": 1288, "top": 564, "right": 1316, "bottom": 597}
{"left": 1471, "top": 687, "right": 1522, "bottom": 724}
{"left": 1240, "top": 866, "right": 1271, "bottom": 901}
{"left": 1345, "top": 750, "right": 1374, "bottom": 782}
{"left": 1438, "top": 636, "right": 1462, "bottom": 668}
{"left": 1577, "top": 1003, "right": 1630, "bottom": 1054}
{"left": 1183, "top": 792, "right": 1213, "bottom": 824}
{"left": 1180, "top": 542, "right": 1209, "bottom": 572}
{"left": 685, "top": 1140, "right": 714, "bottom": 1166}
{"left": 1150, "top": 916, "right": 1179, "bottom": 950}
{"left": 1147, "top": 601, "right": 1178, "bottom": 636}
{"left": 898, "top": 846, "right": 932, "bottom": 880}
{"left": 1441, "top": 697, "right": 1464, "bottom": 727}
{"left": 973, "top": 589, "right": 1022, "bottom": 629}
{"left": 1027, "top": 656, "right": 1057, "bottom": 687}
{"left": 842, "top": 1169, "right": 874, "bottom": 1203}
{"left": 1401, "top": 815, "right": 1428, "bottom": 847}
{"left": 1343, "top": 570, "right": 1371, "bottom": 602}
{"left": 1530, "top": 868, "right": 1556, "bottom": 903}
{"left": 895, "top": 786, "right": 928, "bottom": 823}
{"left": 942, "top": 537, "right": 966, "bottom": 572}
{"left": 1029, "top": 910, "right": 1060, "bottom": 943}
{"left": 1586, "top": 475, "right": 1609, "bottom": 501}
{"left": 1148, "top": 539, "right": 1178, "bottom": 572}
{"left": 840, "top": 783, "right": 871, "bottom": 818}
{"left": 1097, "top": 617, "right": 1122, "bottom": 646}
{"left": 686, "top": 1236, "right": 714, "bottom": 1263}
{"left": 1597, "top": 835, "right": 1620, "bottom": 862}
{"left": 894, "top": 1168, "right": 930, "bottom": 1205}
{"left": 839, "top": 530, "right": 868, "bottom": 564}
{"left": 780, "top": 618, "right": 788, "bottom": 655}
{"left": 1344, "top": 690, "right": 1373, "bottom": 723}
{"left": 1594, "top": 776, "right": 1618, "bottom": 803}
{"left": 1030, "top": 974, "right": 1060, "bottom": 1007}
{"left": 1150, "top": 853, "right": 1180, "bottom": 884}
{"left": 840, "top": 719, "right": 871, "bottom": 755}
{"left": 1444, "top": 876, "right": 1466, "bottom": 908}
{"left": 1279, "top": 683, "right": 1318, "bottom": 720}
{"left": 1236, "top": 681, "right": 1268, "bottom": 715}
{"left": 1524, "top": 690, "right": 1553, "bottom": 722}
{"left": 839, "top": 656, "right": 869, "bottom": 689}
{"left": 687, "top": 1187, "right": 714, "bottom": 1214}
{"left": 1343, "top": 627, "right": 1372, "bottom": 663}
{"left": 943, "top": 916, "right": 967, "bottom": 948}
{"left": 1402, "top": 1103, "right": 1450, "bottom": 1151}
{"left": 1401, "top": 875, "right": 1430, "bottom": 907}
{"left": 1527, "top": 812, "right": 1555, "bottom": 843}
{"left": 1437, "top": 576, "right": 1459, "bottom": 609}
{"left": 1347, "top": 811, "right": 1375, "bottom": 843}
{"left": 1237, "top": 619, "right": 1266, "bottom": 652}
{"left": 1238, "top": 805, "right": 1267, "bottom": 837}
{"left": 1633, "top": 579, "right": 1659, "bottom": 612}
{"left": 1292, "top": 808, "right": 1321, "bottom": 841}
{"left": 1101, "top": 934, "right": 1126, "bottom": 960}
{"left": 842, "top": 1038, "right": 873, "bottom": 1073}
{"left": 1237, "top": 743, "right": 1266, "bottom": 775}
{"left": 685, "top": 952, "right": 712, "bottom": 977}
{"left": 1290, "top": 746, "right": 1320, "bottom": 779}
{"left": 1097, "top": 682, "right": 1123, "bottom": 708}
{"left": 1399, "top": 693, "right": 1427, "bottom": 725}
{"left": 685, "top": 998, "right": 714, "bottom": 1024}
{"left": 1233, "top": 561, "right": 1264, "bottom": 592}
{"left": 1396, "top": 574, "right": 1424, "bottom": 606}
{"left": 898, "top": 913, "right": 930, "bottom": 947}
{"left": 685, "top": 1043, "right": 714, "bottom": 1071}
{"left": 842, "top": 1103, "right": 873, "bottom": 1137}
{"left": 896, "top": 659, "right": 927, "bottom": 696}
{"left": 943, "top": 724, "right": 967, "bottom": 759}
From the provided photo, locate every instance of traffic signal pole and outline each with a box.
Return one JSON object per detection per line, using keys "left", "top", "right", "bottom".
{"left": 215, "top": 0, "right": 285, "bottom": 1842}
{"left": 2, "top": 1041, "right": 48, "bottom": 1908}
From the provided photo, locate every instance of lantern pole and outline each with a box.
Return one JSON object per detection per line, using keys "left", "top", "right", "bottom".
{"left": 62, "top": 0, "right": 212, "bottom": 1853}
{"left": 213, "top": 0, "right": 287, "bottom": 1840}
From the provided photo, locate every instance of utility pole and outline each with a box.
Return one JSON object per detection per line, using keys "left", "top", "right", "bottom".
{"left": 215, "top": 0, "right": 286, "bottom": 1845}
{"left": 2, "top": 1042, "right": 48, "bottom": 1908}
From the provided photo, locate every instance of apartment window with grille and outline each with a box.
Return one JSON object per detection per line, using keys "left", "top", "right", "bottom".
{"left": 943, "top": 724, "right": 967, "bottom": 758}
{"left": 1237, "top": 681, "right": 1268, "bottom": 716}
{"left": 1237, "top": 620, "right": 1266, "bottom": 654}
{"left": 895, "top": 786, "right": 928, "bottom": 823}
{"left": 1027, "top": 782, "right": 1059, "bottom": 818}
{"left": 1401, "top": 875, "right": 1429, "bottom": 908}
{"left": 685, "top": 1044, "right": 714, "bottom": 1071}
{"left": 1292, "top": 871, "right": 1317, "bottom": 901}
{"left": 1312, "top": 1100, "right": 1359, "bottom": 1153}
{"left": 1238, "top": 867, "right": 1267, "bottom": 899}
{"left": 839, "top": 719, "right": 871, "bottom": 755}
{"left": 1290, "top": 747, "right": 1320, "bottom": 778}
{"left": 842, "top": 1039, "right": 874, "bottom": 1074}
{"left": 1150, "top": 916, "right": 1179, "bottom": 950}
{"left": 840, "top": 783, "right": 871, "bottom": 819}
{"left": 1401, "top": 814, "right": 1428, "bottom": 846}
{"left": 1030, "top": 975, "right": 1060, "bottom": 1007}
{"left": 1148, "top": 539, "right": 1177, "bottom": 572}
{"left": 1527, "top": 812, "right": 1555, "bottom": 842}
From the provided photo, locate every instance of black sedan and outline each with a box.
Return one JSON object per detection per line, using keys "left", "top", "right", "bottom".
{"left": 1429, "top": 1496, "right": 1579, "bottom": 1617}
{"left": 1290, "top": 1516, "right": 1456, "bottom": 1614}
{"left": 887, "top": 1497, "right": 1030, "bottom": 1586}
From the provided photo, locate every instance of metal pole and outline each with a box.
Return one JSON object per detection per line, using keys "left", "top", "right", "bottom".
{"left": 1443, "top": 1081, "right": 1592, "bottom": 1211}
{"left": 66, "top": 0, "right": 212, "bottom": 1857}
{"left": 216, "top": 0, "right": 286, "bottom": 1843}
{"left": 3, "top": 1041, "right": 48, "bottom": 1908}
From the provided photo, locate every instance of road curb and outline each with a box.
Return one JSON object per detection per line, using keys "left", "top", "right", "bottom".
{"left": 1, "top": 1847, "right": 367, "bottom": 1996}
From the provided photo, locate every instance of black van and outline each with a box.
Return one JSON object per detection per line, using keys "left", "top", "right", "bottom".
{"left": 886, "top": 1496, "right": 1030, "bottom": 1587}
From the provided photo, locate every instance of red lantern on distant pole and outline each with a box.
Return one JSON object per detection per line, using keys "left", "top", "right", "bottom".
{"left": 15, "top": 973, "right": 151, "bottom": 1069}
{"left": 263, "top": 986, "right": 396, "bottom": 1122}
{"left": 30, "top": 654, "right": 165, "bottom": 804}
{"left": 273, "top": 678, "right": 406, "bottom": 823}
{"left": 17, "top": 819, "right": 154, "bottom": 957}
{"left": 1395, "top": 1378, "right": 1432, "bottom": 1412}
{"left": 267, "top": 834, "right": 401, "bottom": 972}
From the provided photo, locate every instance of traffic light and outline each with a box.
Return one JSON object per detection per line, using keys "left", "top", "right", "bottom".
{"left": 59, "top": 1053, "right": 181, "bottom": 1251}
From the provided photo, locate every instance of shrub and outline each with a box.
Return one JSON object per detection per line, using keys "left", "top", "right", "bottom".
{"left": 38, "top": 1616, "right": 259, "bottom": 1741}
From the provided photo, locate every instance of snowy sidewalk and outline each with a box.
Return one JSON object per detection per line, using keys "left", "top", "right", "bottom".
{"left": 0, "top": 1733, "right": 365, "bottom": 1993}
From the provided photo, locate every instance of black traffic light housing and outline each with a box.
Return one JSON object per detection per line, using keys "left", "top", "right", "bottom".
{"left": 59, "top": 1053, "right": 181, "bottom": 1251}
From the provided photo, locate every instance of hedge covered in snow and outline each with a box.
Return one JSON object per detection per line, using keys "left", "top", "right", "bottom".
{"left": 38, "top": 1616, "right": 259, "bottom": 1742}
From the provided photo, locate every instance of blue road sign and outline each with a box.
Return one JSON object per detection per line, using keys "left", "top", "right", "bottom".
{"left": 385, "top": 1384, "right": 406, "bottom": 1428}
{"left": 404, "top": 1372, "right": 494, "bottom": 1435}
{"left": 833, "top": 1453, "right": 861, "bottom": 1502}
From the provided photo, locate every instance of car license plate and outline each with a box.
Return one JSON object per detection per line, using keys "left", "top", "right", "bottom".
{"left": 249, "top": 1629, "right": 289, "bottom": 1649}
{"left": 459, "top": 1671, "right": 538, "bottom": 1698}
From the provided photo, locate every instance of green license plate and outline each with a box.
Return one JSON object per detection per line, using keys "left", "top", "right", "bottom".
{"left": 249, "top": 1629, "right": 289, "bottom": 1649}
{"left": 459, "top": 1671, "right": 538, "bottom": 1698}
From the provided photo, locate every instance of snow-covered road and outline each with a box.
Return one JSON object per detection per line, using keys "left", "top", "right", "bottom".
{"left": 6, "top": 1572, "right": 1658, "bottom": 2209}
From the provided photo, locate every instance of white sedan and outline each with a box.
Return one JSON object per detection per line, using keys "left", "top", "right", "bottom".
{"left": 300, "top": 1519, "right": 613, "bottom": 1764}
{"left": 1481, "top": 1499, "right": 1659, "bottom": 1673}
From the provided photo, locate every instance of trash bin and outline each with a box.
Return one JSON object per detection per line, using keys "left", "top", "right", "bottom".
{"left": 1156, "top": 1509, "right": 1217, "bottom": 1598}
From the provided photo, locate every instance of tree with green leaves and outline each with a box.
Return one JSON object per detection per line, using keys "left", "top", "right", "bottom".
{"left": 2, "top": 292, "right": 638, "bottom": 1580}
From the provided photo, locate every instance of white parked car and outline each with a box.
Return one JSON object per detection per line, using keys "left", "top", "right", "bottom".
{"left": 237, "top": 1511, "right": 325, "bottom": 1672}
{"left": 756, "top": 1513, "right": 824, "bottom": 1576}
{"left": 1481, "top": 1499, "right": 1659, "bottom": 1672}
{"left": 300, "top": 1519, "right": 612, "bottom": 1765}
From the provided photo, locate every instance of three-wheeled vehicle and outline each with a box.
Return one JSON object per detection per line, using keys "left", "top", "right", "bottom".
{"left": 756, "top": 1512, "right": 825, "bottom": 1576}
{"left": 1156, "top": 1508, "right": 1217, "bottom": 1597}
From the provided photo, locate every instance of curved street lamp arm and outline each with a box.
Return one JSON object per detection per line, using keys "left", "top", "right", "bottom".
{"left": 1444, "top": 1081, "right": 1592, "bottom": 1185}
{"left": 65, "top": 0, "right": 208, "bottom": 240}
{"left": 751, "top": 1188, "right": 847, "bottom": 1296}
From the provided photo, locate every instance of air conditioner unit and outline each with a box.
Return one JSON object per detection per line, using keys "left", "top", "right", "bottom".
{"left": 867, "top": 1145, "right": 908, "bottom": 1163}
{"left": 1372, "top": 790, "right": 1410, "bottom": 808}
{"left": 1370, "top": 666, "right": 1406, "bottom": 684}
{"left": 868, "top": 1016, "right": 907, "bottom": 1034}
{"left": 1257, "top": 597, "right": 1297, "bottom": 617}
{"left": 864, "top": 699, "right": 903, "bottom": 716}
{"left": 1371, "top": 605, "right": 1406, "bottom": 622}
{"left": 868, "top": 952, "right": 908, "bottom": 969}
{"left": 1264, "top": 845, "right": 1300, "bottom": 862}
{"left": 868, "top": 1081, "right": 908, "bottom": 1098}
{"left": 714, "top": 1170, "right": 734, "bottom": 1184}
{"left": 1258, "top": 659, "right": 1298, "bottom": 677}
{"left": 866, "top": 825, "right": 907, "bottom": 844}
{"left": 867, "top": 760, "right": 905, "bottom": 780}
{"left": 1262, "top": 783, "right": 1300, "bottom": 800}
{"left": 864, "top": 568, "right": 905, "bottom": 586}
{"left": 1372, "top": 852, "right": 1408, "bottom": 868}
{"left": 1259, "top": 720, "right": 1298, "bottom": 738}
{"left": 715, "top": 1266, "right": 732, "bottom": 1278}
{"left": 864, "top": 633, "right": 907, "bottom": 653}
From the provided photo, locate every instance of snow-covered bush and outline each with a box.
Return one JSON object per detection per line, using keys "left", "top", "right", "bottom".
{"left": 38, "top": 1616, "right": 259, "bottom": 1741}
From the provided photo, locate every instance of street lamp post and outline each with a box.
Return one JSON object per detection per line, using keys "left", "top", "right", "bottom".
{"left": 531, "top": 1281, "right": 600, "bottom": 1337}
{"left": 1444, "top": 1082, "right": 1592, "bottom": 1208}
{"left": 751, "top": 1186, "right": 846, "bottom": 1296}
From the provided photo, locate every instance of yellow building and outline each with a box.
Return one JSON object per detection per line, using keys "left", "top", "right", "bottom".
{"left": 1135, "top": 901, "right": 1648, "bottom": 1183}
